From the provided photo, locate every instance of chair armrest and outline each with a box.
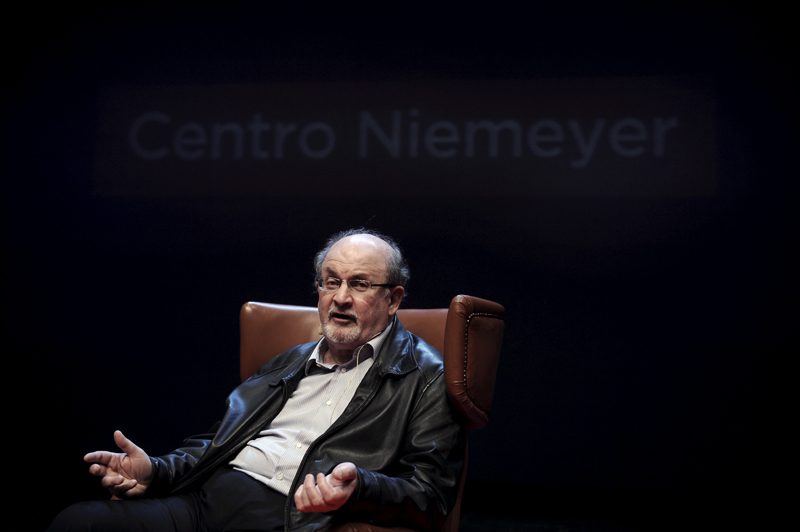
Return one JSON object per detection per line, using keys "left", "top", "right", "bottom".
{"left": 443, "top": 295, "right": 505, "bottom": 430}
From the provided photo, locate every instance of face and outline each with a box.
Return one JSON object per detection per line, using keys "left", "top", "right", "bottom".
{"left": 317, "top": 235, "right": 404, "bottom": 355}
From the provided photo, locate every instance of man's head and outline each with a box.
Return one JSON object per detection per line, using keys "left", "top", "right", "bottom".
{"left": 315, "top": 229, "right": 408, "bottom": 359}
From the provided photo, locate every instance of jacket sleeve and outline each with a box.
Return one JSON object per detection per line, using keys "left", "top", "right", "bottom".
{"left": 339, "top": 372, "right": 466, "bottom": 531}
{"left": 146, "top": 423, "right": 219, "bottom": 496}
{"left": 144, "top": 346, "right": 304, "bottom": 496}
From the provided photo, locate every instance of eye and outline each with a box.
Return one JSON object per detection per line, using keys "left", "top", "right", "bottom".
{"left": 350, "top": 280, "right": 371, "bottom": 291}
{"left": 322, "top": 278, "right": 340, "bottom": 290}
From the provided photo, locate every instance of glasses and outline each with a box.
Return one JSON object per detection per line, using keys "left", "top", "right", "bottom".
{"left": 317, "top": 277, "right": 393, "bottom": 293}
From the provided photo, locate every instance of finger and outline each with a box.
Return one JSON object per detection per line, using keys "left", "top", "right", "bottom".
{"left": 331, "top": 463, "right": 357, "bottom": 484}
{"left": 100, "top": 474, "right": 125, "bottom": 490}
{"left": 110, "top": 479, "right": 138, "bottom": 499}
{"left": 293, "top": 485, "right": 306, "bottom": 511}
{"left": 331, "top": 462, "right": 358, "bottom": 486}
{"left": 295, "top": 487, "right": 313, "bottom": 512}
{"left": 88, "top": 463, "right": 110, "bottom": 477}
{"left": 303, "top": 473, "right": 325, "bottom": 508}
{"left": 316, "top": 473, "right": 347, "bottom": 510}
{"left": 318, "top": 473, "right": 351, "bottom": 509}
{"left": 310, "top": 473, "right": 338, "bottom": 512}
{"left": 316, "top": 472, "right": 337, "bottom": 499}
{"left": 85, "top": 451, "right": 114, "bottom": 465}
{"left": 114, "top": 430, "right": 141, "bottom": 456}
{"left": 294, "top": 476, "right": 316, "bottom": 512}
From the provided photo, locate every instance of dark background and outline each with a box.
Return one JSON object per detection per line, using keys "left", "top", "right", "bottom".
{"left": 3, "top": 3, "right": 794, "bottom": 530}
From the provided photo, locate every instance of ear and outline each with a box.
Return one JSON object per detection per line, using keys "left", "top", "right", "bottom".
{"left": 387, "top": 285, "right": 405, "bottom": 316}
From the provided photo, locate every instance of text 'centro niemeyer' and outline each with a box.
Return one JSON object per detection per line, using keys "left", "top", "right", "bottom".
{"left": 129, "top": 109, "right": 679, "bottom": 169}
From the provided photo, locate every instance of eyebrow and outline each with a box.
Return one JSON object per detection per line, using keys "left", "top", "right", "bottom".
{"left": 323, "top": 267, "right": 371, "bottom": 280}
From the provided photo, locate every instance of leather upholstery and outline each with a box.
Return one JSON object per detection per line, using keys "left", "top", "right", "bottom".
{"left": 239, "top": 295, "right": 504, "bottom": 531}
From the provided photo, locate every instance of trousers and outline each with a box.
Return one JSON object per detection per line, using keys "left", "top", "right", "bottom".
{"left": 48, "top": 467, "right": 287, "bottom": 532}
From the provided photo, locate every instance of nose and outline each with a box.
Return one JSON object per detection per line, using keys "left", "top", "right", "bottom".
{"left": 332, "top": 281, "right": 353, "bottom": 306}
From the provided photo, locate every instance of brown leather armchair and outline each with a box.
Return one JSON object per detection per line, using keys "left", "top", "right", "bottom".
{"left": 239, "top": 295, "right": 505, "bottom": 532}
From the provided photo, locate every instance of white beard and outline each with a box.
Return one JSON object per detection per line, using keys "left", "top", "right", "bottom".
{"left": 322, "top": 320, "right": 362, "bottom": 345}
{"left": 322, "top": 306, "right": 362, "bottom": 345}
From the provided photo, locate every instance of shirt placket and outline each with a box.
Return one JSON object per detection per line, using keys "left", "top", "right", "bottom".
{"left": 272, "top": 365, "right": 346, "bottom": 487}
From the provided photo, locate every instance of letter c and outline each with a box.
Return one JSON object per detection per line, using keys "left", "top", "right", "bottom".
{"left": 129, "top": 112, "right": 170, "bottom": 160}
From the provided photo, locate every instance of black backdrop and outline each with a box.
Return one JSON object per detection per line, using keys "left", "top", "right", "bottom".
{"left": 3, "top": 4, "right": 794, "bottom": 530}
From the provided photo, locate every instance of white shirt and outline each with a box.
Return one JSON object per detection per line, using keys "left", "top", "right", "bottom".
{"left": 229, "top": 322, "right": 391, "bottom": 495}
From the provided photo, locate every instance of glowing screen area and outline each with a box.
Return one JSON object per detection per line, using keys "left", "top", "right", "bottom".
{"left": 94, "top": 78, "right": 715, "bottom": 196}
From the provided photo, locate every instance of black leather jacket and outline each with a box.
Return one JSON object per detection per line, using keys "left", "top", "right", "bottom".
{"left": 148, "top": 319, "right": 466, "bottom": 531}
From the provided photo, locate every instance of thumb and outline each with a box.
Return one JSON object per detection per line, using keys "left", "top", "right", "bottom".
{"left": 114, "top": 430, "right": 143, "bottom": 456}
{"left": 332, "top": 462, "right": 357, "bottom": 482}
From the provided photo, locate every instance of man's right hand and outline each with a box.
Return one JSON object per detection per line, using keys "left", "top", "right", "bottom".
{"left": 85, "top": 430, "right": 153, "bottom": 499}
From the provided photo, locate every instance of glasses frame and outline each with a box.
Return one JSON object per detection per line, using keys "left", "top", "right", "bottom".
{"left": 316, "top": 276, "right": 394, "bottom": 293}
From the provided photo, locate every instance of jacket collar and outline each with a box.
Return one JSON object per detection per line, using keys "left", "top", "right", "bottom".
{"left": 273, "top": 315, "right": 418, "bottom": 386}
{"left": 371, "top": 316, "right": 418, "bottom": 376}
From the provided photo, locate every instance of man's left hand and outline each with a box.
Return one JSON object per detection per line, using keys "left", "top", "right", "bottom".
{"left": 294, "top": 462, "right": 358, "bottom": 513}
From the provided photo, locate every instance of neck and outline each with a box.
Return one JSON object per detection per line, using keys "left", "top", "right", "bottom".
{"left": 323, "top": 345, "right": 356, "bottom": 366}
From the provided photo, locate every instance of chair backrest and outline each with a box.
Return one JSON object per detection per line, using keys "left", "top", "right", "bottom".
{"left": 239, "top": 295, "right": 504, "bottom": 531}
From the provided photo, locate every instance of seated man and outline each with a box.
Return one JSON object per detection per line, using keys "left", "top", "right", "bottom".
{"left": 49, "top": 229, "right": 465, "bottom": 532}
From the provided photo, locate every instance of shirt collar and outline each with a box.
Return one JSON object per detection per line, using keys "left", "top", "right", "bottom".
{"left": 306, "top": 316, "right": 394, "bottom": 374}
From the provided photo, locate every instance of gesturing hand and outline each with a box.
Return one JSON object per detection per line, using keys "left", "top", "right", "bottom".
{"left": 84, "top": 430, "right": 153, "bottom": 499}
{"left": 294, "top": 462, "right": 358, "bottom": 513}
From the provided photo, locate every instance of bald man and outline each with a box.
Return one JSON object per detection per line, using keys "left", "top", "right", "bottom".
{"left": 50, "top": 229, "right": 465, "bottom": 532}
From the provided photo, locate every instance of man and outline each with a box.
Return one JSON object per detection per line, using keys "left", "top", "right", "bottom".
{"left": 49, "top": 229, "right": 465, "bottom": 532}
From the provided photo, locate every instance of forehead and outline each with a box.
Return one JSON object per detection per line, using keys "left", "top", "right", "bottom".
{"left": 322, "top": 235, "right": 390, "bottom": 277}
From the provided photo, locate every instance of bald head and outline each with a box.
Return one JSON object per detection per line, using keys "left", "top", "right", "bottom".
{"left": 314, "top": 229, "right": 409, "bottom": 289}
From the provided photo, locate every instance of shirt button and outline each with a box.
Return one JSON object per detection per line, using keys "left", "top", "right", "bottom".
{"left": 340, "top": 368, "right": 347, "bottom": 373}
{"left": 276, "top": 473, "right": 284, "bottom": 481}
{"left": 296, "top": 442, "right": 302, "bottom": 449}
{"left": 326, "top": 400, "right": 332, "bottom": 406}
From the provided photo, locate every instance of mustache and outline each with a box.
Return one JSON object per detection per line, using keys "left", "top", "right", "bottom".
{"left": 327, "top": 305, "right": 358, "bottom": 321}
